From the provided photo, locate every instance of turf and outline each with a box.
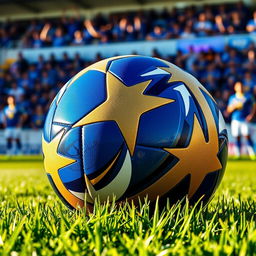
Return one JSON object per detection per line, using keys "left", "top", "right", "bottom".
{"left": 0, "top": 159, "right": 255, "bottom": 256}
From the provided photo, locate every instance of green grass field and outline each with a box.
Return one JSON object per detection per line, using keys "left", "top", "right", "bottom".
{"left": 0, "top": 158, "right": 255, "bottom": 256}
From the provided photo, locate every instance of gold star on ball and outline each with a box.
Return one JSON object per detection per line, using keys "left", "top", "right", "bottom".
{"left": 164, "top": 115, "right": 222, "bottom": 197}
{"left": 128, "top": 62, "right": 223, "bottom": 202}
{"left": 159, "top": 62, "right": 216, "bottom": 104}
{"left": 73, "top": 71, "right": 174, "bottom": 155}
{"left": 42, "top": 131, "right": 84, "bottom": 208}
{"left": 129, "top": 115, "right": 222, "bottom": 201}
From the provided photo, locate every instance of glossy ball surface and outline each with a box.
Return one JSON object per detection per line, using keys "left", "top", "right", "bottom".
{"left": 42, "top": 56, "right": 228, "bottom": 209}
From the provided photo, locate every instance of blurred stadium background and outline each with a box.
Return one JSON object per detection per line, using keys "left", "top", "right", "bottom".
{"left": 0, "top": 0, "right": 255, "bottom": 156}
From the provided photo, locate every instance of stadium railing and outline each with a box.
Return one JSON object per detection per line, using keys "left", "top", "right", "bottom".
{"left": 1, "top": 34, "right": 255, "bottom": 63}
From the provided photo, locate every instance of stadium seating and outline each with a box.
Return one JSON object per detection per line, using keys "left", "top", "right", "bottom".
{"left": 0, "top": 2, "right": 254, "bottom": 48}
{"left": 0, "top": 2, "right": 256, "bottom": 130}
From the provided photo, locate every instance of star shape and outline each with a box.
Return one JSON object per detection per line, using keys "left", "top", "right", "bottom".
{"left": 161, "top": 63, "right": 222, "bottom": 197}
{"left": 164, "top": 115, "right": 222, "bottom": 197}
{"left": 42, "top": 131, "right": 84, "bottom": 209}
{"left": 159, "top": 62, "right": 216, "bottom": 104}
{"left": 73, "top": 71, "right": 174, "bottom": 155}
{"left": 159, "top": 62, "right": 221, "bottom": 159}
{"left": 129, "top": 115, "right": 222, "bottom": 202}
{"left": 128, "top": 62, "right": 222, "bottom": 202}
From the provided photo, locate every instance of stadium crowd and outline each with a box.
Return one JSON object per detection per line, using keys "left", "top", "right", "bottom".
{"left": 0, "top": 43, "right": 256, "bottom": 129}
{"left": 1, "top": 2, "right": 256, "bottom": 48}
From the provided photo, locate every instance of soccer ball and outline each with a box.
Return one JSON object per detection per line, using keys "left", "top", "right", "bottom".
{"left": 42, "top": 56, "right": 228, "bottom": 210}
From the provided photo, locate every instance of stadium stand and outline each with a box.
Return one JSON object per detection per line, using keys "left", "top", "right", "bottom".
{"left": 0, "top": 2, "right": 254, "bottom": 48}
{"left": 0, "top": 43, "right": 256, "bottom": 129}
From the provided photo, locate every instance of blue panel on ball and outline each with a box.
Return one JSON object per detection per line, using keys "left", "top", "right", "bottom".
{"left": 144, "top": 80, "right": 181, "bottom": 98}
{"left": 131, "top": 145, "right": 169, "bottom": 185}
{"left": 122, "top": 145, "right": 178, "bottom": 199}
{"left": 82, "top": 121, "right": 125, "bottom": 177}
{"left": 53, "top": 70, "right": 106, "bottom": 124}
{"left": 63, "top": 177, "right": 86, "bottom": 193}
{"left": 193, "top": 97, "right": 209, "bottom": 142}
{"left": 108, "top": 56, "right": 169, "bottom": 86}
{"left": 51, "top": 123, "right": 68, "bottom": 141}
{"left": 57, "top": 127, "right": 85, "bottom": 187}
{"left": 178, "top": 98, "right": 199, "bottom": 147}
{"left": 137, "top": 87, "right": 183, "bottom": 148}
{"left": 201, "top": 90, "right": 219, "bottom": 132}
{"left": 43, "top": 99, "right": 57, "bottom": 142}
{"left": 170, "top": 84, "right": 210, "bottom": 148}
{"left": 58, "top": 127, "right": 81, "bottom": 161}
{"left": 59, "top": 162, "right": 83, "bottom": 183}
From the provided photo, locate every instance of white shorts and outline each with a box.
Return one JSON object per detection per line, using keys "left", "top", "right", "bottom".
{"left": 231, "top": 120, "right": 249, "bottom": 137}
{"left": 4, "top": 128, "right": 21, "bottom": 139}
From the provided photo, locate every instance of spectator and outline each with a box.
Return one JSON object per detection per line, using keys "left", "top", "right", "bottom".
{"left": 39, "top": 23, "right": 52, "bottom": 46}
{"left": 60, "top": 52, "right": 73, "bottom": 71}
{"left": 37, "top": 55, "right": 45, "bottom": 71}
{"left": 243, "top": 71, "right": 256, "bottom": 92}
{"left": 65, "top": 17, "right": 81, "bottom": 39}
{"left": 227, "top": 81, "right": 256, "bottom": 159}
{"left": 0, "top": 29, "right": 11, "bottom": 48}
{"left": 19, "top": 72, "right": 32, "bottom": 90}
{"left": 146, "top": 25, "right": 168, "bottom": 40}
{"left": 73, "top": 53, "right": 85, "bottom": 71}
{"left": 0, "top": 3, "right": 254, "bottom": 48}
{"left": 124, "top": 23, "right": 137, "bottom": 41}
{"left": 2, "top": 95, "right": 24, "bottom": 155}
{"left": 169, "top": 23, "right": 181, "bottom": 38}
{"left": 180, "top": 23, "right": 195, "bottom": 39}
{"left": 84, "top": 19, "right": 102, "bottom": 43}
{"left": 52, "top": 27, "right": 66, "bottom": 47}
{"left": 32, "top": 31, "right": 44, "bottom": 48}
{"left": 15, "top": 52, "right": 29, "bottom": 74}
{"left": 8, "top": 82, "right": 24, "bottom": 103}
{"left": 112, "top": 16, "right": 124, "bottom": 41}
{"left": 247, "top": 11, "right": 256, "bottom": 33}
{"left": 205, "top": 63, "right": 221, "bottom": 81}
{"left": 41, "top": 71, "right": 52, "bottom": 87}
{"left": 243, "top": 49, "right": 256, "bottom": 70}
{"left": 228, "top": 11, "right": 245, "bottom": 33}
{"left": 28, "top": 64, "right": 39, "bottom": 83}
{"left": 72, "top": 30, "right": 84, "bottom": 45}
{"left": 215, "top": 15, "right": 228, "bottom": 34}
{"left": 31, "top": 105, "right": 45, "bottom": 129}
{"left": 194, "top": 13, "right": 213, "bottom": 36}
{"left": 205, "top": 74, "right": 217, "bottom": 93}
{"left": 185, "top": 46, "right": 197, "bottom": 73}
